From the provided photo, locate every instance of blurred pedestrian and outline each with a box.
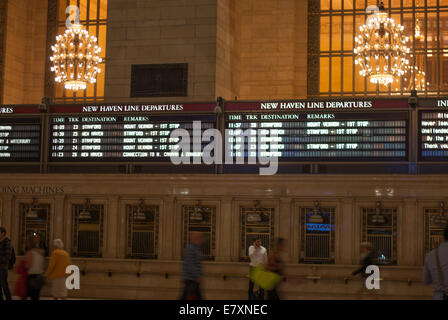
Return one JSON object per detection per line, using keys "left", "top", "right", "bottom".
{"left": 45, "top": 239, "right": 72, "bottom": 300}
{"left": 248, "top": 238, "right": 267, "bottom": 300}
{"left": 0, "top": 226, "right": 13, "bottom": 300}
{"left": 423, "top": 225, "right": 448, "bottom": 300}
{"left": 349, "top": 242, "right": 377, "bottom": 298}
{"left": 25, "top": 235, "right": 45, "bottom": 300}
{"left": 265, "top": 237, "right": 286, "bottom": 300}
{"left": 14, "top": 259, "right": 27, "bottom": 300}
{"left": 180, "top": 231, "right": 203, "bottom": 300}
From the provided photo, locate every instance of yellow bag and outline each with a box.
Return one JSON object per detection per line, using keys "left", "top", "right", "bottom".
{"left": 250, "top": 266, "right": 282, "bottom": 290}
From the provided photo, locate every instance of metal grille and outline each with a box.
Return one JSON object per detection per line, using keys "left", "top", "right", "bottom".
{"left": 361, "top": 206, "right": 397, "bottom": 265}
{"left": 126, "top": 204, "right": 159, "bottom": 259}
{"left": 182, "top": 205, "right": 216, "bottom": 261}
{"left": 424, "top": 207, "right": 447, "bottom": 260}
{"left": 19, "top": 203, "right": 51, "bottom": 255}
{"left": 239, "top": 206, "right": 274, "bottom": 262}
{"left": 72, "top": 203, "right": 103, "bottom": 257}
{"left": 299, "top": 207, "right": 335, "bottom": 264}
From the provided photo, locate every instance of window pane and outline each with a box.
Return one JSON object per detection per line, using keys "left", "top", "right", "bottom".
{"left": 440, "top": 13, "right": 448, "bottom": 48}
{"left": 331, "top": 16, "right": 341, "bottom": 51}
{"left": 97, "top": 63, "right": 106, "bottom": 97}
{"left": 343, "top": 56, "right": 353, "bottom": 92}
{"left": 344, "top": 0, "right": 353, "bottom": 11}
{"left": 79, "top": 0, "right": 87, "bottom": 22}
{"left": 332, "top": 0, "right": 341, "bottom": 11}
{"left": 321, "top": 16, "right": 330, "bottom": 51}
{"left": 100, "top": 0, "right": 108, "bottom": 20}
{"left": 331, "top": 57, "right": 341, "bottom": 93}
{"left": 343, "top": 15, "right": 353, "bottom": 51}
{"left": 427, "top": 12, "right": 438, "bottom": 48}
{"left": 99, "top": 25, "right": 107, "bottom": 58}
{"left": 320, "top": 57, "right": 330, "bottom": 93}
{"left": 356, "top": 0, "right": 366, "bottom": 10}
{"left": 321, "top": 0, "right": 330, "bottom": 10}
{"left": 89, "top": 0, "right": 98, "bottom": 20}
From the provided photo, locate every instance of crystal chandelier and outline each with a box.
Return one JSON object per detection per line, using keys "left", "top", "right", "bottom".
{"left": 354, "top": 1, "right": 410, "bottom": 86}
{"left": 50, "top": 23, "right": 102, "bottom": 91}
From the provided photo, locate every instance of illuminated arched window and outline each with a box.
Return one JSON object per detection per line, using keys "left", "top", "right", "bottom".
{"left": 309, "top": 0, "right": 448, "bottom": 97}
{"left": 54, "top": 0, "right": 107, "bottom": 102}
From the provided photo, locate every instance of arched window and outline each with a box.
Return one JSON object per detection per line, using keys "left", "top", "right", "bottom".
{"left": 309, "top": 0, "right": 448, "bottom": 97}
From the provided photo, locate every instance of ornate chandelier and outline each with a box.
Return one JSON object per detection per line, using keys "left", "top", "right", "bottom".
{"left": 50, "top": 23, "right": 102, "bottom": 91}
{"left": 354, "top": 1, "right": 410, "bottom": 86}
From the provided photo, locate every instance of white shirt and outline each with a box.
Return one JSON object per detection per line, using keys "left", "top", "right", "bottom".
{"left": 248, "top": 245, "right": 267, "bottom": 267}
{"left": 28, "top": 249, "right": 45, "bottom": 275}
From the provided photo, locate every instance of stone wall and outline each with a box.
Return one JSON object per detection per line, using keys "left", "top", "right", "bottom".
{"left": 0, "top": 174, "right": 442, "bottom": 299}
{"left": 236, "top": 0, "right": 307, "bottom": 99}
{"left": 105, "top": 0, "right": 218, "bottom": 102}
{"left": 2, "top": 0, "right": 47, "bottom": 104}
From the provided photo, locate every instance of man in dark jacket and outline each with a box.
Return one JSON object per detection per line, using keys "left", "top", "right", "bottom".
{"left": 0, "top": 227, "right": 12, "bottom": 300}
{"left": 180, "top": 231, "right": 203, "bottom": 300}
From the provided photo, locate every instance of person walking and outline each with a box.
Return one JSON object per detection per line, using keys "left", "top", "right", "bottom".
{"left": 0, "top": 227, "right": 13, "bottom": 300}
{"left": 423, "top": 225, "right": 448, "bottom": 300}
{"left": 180, "top": 231, "right": 203, "bottom": 300}
{"left": 25, "top": 235, "right": 46, "bottom": 300}
{"left": 265, "top": 237, "right": 286, "bottom": 300}
{"left": 45, "top": 239, "right": 72, "bottom": 300}
{"left": 248, "top": 238, "right": 267, "bottom": 300}
{"left": 348, "top": 242, "right": 377, "bottom": 299}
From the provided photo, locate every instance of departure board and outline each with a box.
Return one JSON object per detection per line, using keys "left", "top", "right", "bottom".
{"left": 50, "top": 114, "right": 215, "bottom": 161}
{"left": 0, "top": 117, "right": 41, "bottom": 161}
{"left": 225, "top": 111, "right": 408, "bottom": 161}
{"left": 420, "top": 111, "right": 448, "bottom": 160}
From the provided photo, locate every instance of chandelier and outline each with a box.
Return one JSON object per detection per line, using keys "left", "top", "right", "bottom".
{"left": 354, "top": 1, "right": 410, "bottom": 86}
{"left": 50, "top": 23, "right": 102, "bottom": 91}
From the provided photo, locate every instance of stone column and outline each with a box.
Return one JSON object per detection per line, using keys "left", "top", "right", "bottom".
{"left": 400, "top": 198, "right": 419, "bottom": 266}
{"left": 103, "top": 196, "right": 119, "bottom": 258}
{"left": 215, "top": 197, "right": 233, "bottom": 262}
{"left": 337, "top": 198, "right": 354, "bottom": 265}
{"left": 279, "top": 197, "right": 292, "bottom": 263}
{"left": 52, "top": 195, "right": 66, "bottom": 241}
{"left": 159, "top": 196, "right": 175, "bottom": 260}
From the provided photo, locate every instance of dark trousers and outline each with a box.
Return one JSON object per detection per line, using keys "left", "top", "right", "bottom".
{"left": 267, "top": 286, "right": 280, "bottom": 300}
{"left": 248, "top": 280, "right": 264, "bottom": 300}
{"left": 0, "top": 268, "right": 12, "bottom": 300}
{"left": 180, "top": 280, "right": 202, "bottom": 300}
{"left": 27, "top": 274, "right": 44, "bottom": 301}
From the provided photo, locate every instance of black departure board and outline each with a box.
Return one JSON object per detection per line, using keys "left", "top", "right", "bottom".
{"left": 0, "top": 118, "right": 41, "bottom": 161}
{"left": 225, "top": 112, "right": 408, "bottom": 161}
{"left": 420, "top": 111, "right": 448, "bottom": 160}
{"left": 50, "top": 114, "right": 215, "bottom": 161}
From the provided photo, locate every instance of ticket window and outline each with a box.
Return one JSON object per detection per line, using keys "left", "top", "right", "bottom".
{"left": 424, "top": 204, "right": 448, "bottom": 259}
{"left": 299, "top": 202, "right": 335, "bottom": 264}
{"left": 182, "top": 203, "right": 216, "bottom": 261}
{"left": 19, "top": 201, "right": 51, "bottom": 256}
{"left": 361, "top": 203, "right": 397, "bottom": 265}
{"left": 126, "top": 203, "right": 159, "bottom": 259}
{"left": 239, "top": 203, "right": 274, "bottom": 262}
{"left": 72, "top": 201, "right": 104, "bottom": 258}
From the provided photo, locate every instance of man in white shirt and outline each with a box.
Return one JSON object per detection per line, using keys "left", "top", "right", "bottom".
{"left": 248, "top": 238, "right": 267, "bottom": 300}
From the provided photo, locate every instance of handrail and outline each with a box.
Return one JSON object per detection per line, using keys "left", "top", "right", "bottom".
{"left": 72, "top": 268, "right": 424, "bottom": 285}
